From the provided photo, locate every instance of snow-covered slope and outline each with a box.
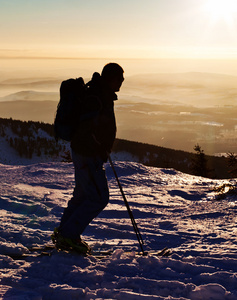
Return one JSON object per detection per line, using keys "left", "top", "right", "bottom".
{"left": 0, "top": 161, "right": 236, "bottom": 299}
{"left": 0, "top": 119, "right": 139, "bottom": 166}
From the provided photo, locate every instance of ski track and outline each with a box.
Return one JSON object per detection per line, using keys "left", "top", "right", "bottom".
{"left": 0, "top": 161, "right": 236, "bottom": 299}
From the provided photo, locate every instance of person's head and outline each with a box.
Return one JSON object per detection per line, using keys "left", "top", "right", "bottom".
{"left": 101, "top": 63, "right": 124, "bottom": 92}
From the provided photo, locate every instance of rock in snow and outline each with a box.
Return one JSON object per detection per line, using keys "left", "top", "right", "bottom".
{"left": 0, "top": 160, "right": 236, "bottom": 299}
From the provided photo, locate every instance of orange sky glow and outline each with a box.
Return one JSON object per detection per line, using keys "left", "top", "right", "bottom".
{"left": 0, "top": 0, "right": 237, "bottom": 59}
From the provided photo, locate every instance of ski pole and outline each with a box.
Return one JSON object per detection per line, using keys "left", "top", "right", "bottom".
{"left": 108, "top": 154, "right": 145, "bottom": 255}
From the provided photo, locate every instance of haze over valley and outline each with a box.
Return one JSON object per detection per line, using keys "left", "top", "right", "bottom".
{"left": 1, "top": 58, "right": 237, "bottom": 155}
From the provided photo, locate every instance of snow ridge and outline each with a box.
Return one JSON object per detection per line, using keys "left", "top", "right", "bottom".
{"left": 0, "top": 160, "right": 236, "bottom": 299}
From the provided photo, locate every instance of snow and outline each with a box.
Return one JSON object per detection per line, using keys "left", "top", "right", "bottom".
{"left": 0, "top": 160, "right": 236, "bottom": 299}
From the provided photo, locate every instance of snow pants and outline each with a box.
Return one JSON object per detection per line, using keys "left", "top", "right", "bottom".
{"left": 59, "top": 150, "right": 109, "bottom": 239}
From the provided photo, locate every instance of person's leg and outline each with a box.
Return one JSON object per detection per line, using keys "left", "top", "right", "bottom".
{"left": 59, "top": 151, "right": 109, "bottom": 240}
{"left": 59, "top": 153, "right": 88, "bottom": 228}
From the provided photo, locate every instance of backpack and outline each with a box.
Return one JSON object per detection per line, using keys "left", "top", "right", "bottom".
{"left": 54, "top": 77, "right": 86, "bottom": 141}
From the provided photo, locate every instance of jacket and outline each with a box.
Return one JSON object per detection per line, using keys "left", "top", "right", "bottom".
{"left": 70, "top": 76, "right": 117, "bottom": 161}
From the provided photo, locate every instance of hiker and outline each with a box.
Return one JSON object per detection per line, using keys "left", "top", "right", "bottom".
{"left": 52, "top": 63, "right": 124, "bottom": 253}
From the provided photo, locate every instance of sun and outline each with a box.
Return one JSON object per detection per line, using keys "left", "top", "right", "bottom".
{"left": 204, "top": 0, "right": 237, "bottom": 23}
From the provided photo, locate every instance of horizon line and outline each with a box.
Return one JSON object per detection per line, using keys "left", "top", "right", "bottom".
{"left": 1, "top": 55, "right": 237, "bottom": 61}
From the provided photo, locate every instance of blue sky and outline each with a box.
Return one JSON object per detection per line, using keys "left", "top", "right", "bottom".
{"left": 1, "top": 0, "right": 237, "bottom": 59}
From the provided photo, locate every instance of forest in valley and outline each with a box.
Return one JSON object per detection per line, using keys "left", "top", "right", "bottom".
{"left": 1, "top": 117, "right": 235, "bottom": 179}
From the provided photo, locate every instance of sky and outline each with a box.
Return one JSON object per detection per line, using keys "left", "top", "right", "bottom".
{"left": 1, "top": 0, "right": 237, "bottom": 59}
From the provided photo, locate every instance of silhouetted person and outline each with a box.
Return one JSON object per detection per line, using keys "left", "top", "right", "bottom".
{"left": 52, "top": 63, "right": 124, "bottom": 253}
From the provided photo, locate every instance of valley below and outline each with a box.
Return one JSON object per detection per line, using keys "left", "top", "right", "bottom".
{"left": 1, "top": 67, "right": 237, "bottom": 156}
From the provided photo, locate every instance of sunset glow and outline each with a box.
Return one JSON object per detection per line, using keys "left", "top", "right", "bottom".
{"left": 0, "top": 0, "right": 237, "bottom": 59}
{"left": 204, "top": 0, "right": 237, "bottom": 23}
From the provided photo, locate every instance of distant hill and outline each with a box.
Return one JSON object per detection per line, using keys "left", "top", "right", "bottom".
{"left": 1, "top": 71, "right": 237, "bottom": 155}
{"left": 0, "top": 117, "right": 231, "bottom": 179}
{"left": 0, "top": 90, "right": 58, "bottom": 102}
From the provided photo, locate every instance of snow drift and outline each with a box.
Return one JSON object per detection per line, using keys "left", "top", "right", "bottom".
{"left": 0, "top": 160, "right": 236, "bottom": 299}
